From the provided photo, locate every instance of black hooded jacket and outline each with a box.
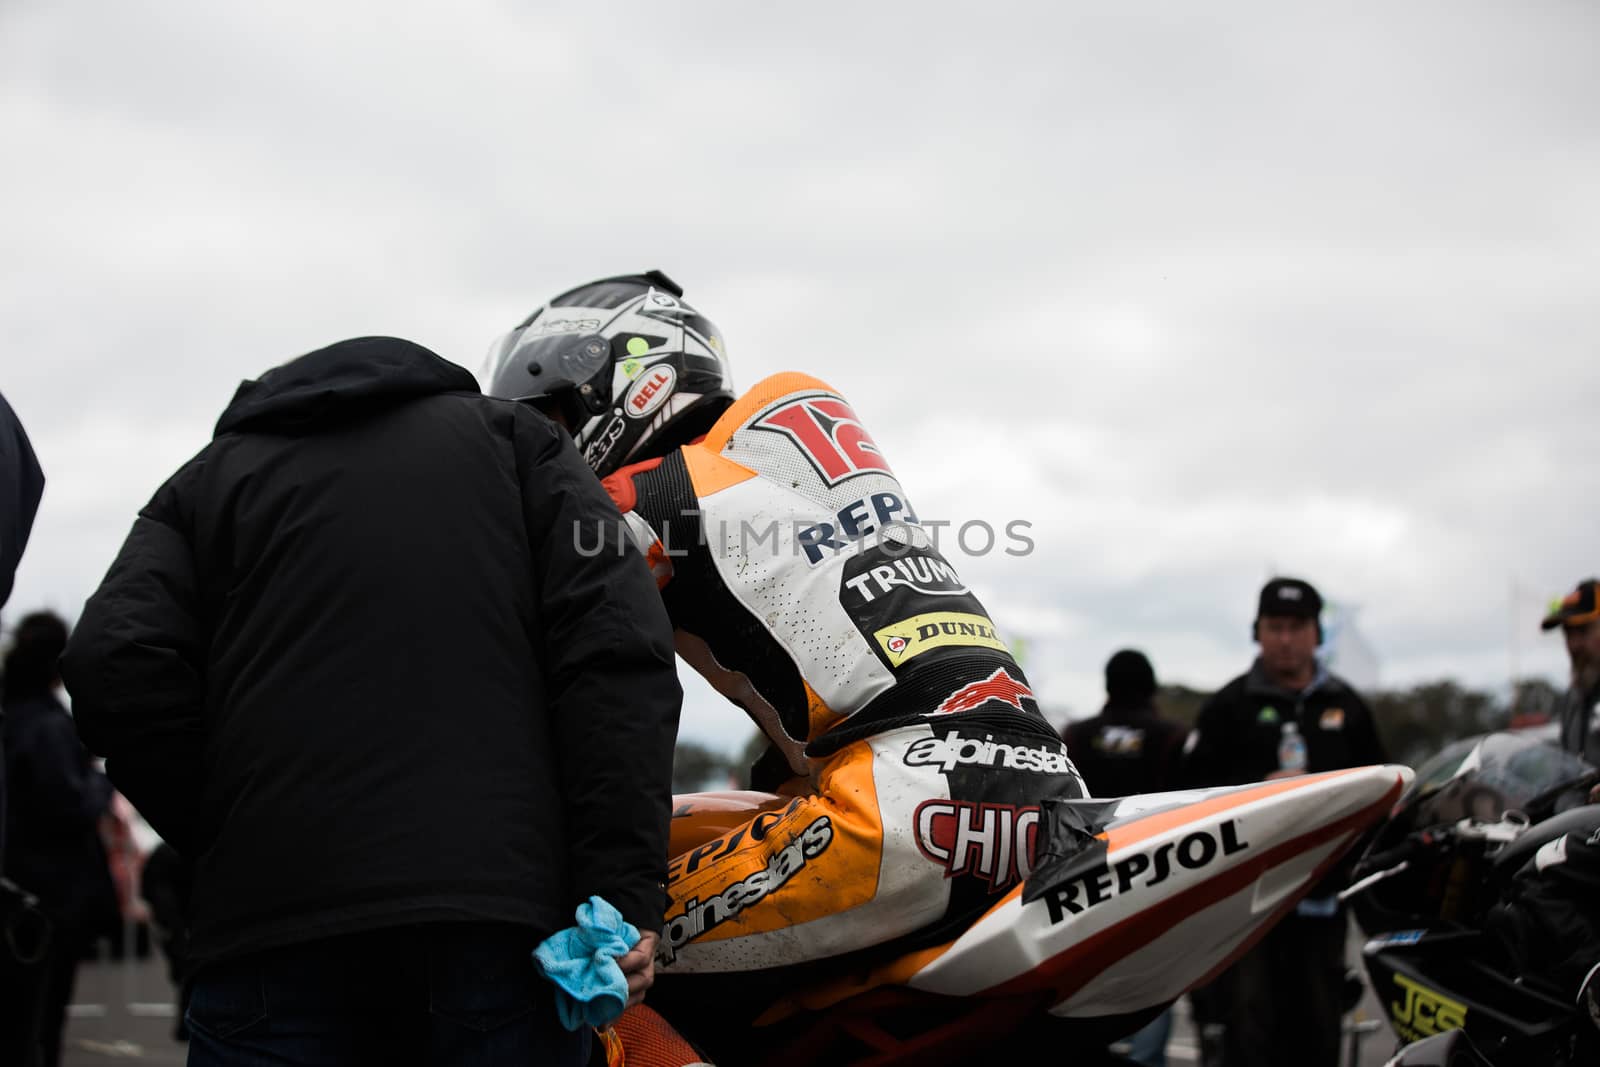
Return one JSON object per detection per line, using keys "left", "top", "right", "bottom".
{"left": 1060, "top": 700, "right": 1186, "bottom": 799}
{"left": 61, "top": 337, "right": 682, "bottom": 963}
{"left": 1179, "top": 659, "right": 1386, "bottom": 788}
{"left": 1, "top": 388, "right": 45, "bottom": 871}
{"left": 1, "top": 690, "right": 117, "bottom": 932}
{"left": 1178, "top": 658, "right": 1387, "bottom": 900}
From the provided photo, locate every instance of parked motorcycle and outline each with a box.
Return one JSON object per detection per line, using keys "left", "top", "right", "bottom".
{"left": 1340, "top": 729, "right": 1600, "bottom": 1066}
{"left": 606, "top": 763, "right": 1410, "bottom": 1066}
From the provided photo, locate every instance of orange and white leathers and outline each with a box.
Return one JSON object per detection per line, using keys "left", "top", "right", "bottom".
{"left": 596, "top": 371, "right": 1086, "bottom": 973}
{"left": 658, "top": 720, "right": 1084, "bottom": 971}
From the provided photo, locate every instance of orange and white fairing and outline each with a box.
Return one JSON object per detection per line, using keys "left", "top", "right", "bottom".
{"left": 908, "top": 765, "right": 1411, "bottom": 1015}
{"left": 675, "top": 763, "right": 1412, "bottom": 1023}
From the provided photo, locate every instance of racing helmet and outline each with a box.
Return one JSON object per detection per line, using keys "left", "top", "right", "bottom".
{"left": 483, "top": 270, "right": 734, "bottom": 477}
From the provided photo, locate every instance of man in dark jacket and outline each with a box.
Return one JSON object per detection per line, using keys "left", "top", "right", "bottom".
{"left": 1, "top": 388, "right": 46, "bottom": 870}
{"left": 3, "top": 611, "right": 119, "bottom": 1067}
{"left": 0, "top": 390, "right": 43, "bottom": 626}
{"left": 1, "top": 388, "right": 48, "bottom": 1067}
{"left": 60, "top": 337, "right": 682, "bottom": 1066}
{"left": 1061, "top": 647, "right": 1185, "bottom": 1067}
{"left": 1541, "top": 577, "right": 1600, "bottom": 766}
{"left": 1062, "top": 649, "right": 1185, "bottom": 800}
{"left": 1179, "top": 576, "right": 1387, "bottom": 1067}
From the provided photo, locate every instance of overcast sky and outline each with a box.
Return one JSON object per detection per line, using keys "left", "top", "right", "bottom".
{"left": 3, "top": 1, "right": 1595, "bottom": 756}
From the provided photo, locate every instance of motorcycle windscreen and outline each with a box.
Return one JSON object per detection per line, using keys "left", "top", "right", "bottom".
{"left": 1395, "top": 731, "right": 1594, "bottom": 834}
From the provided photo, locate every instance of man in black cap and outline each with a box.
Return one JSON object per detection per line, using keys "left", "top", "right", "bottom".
{"left": 1541, "top": 578, "right": 1600, "bottom": 766}
{"left": 1178, "top": 575, "right": 1387, "bottom": 1067}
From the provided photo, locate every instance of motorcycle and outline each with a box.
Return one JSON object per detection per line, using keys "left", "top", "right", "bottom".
{"left": 1339, "top": 729, "right": 1600, "bottom": 1066}
{"left": 606, "top": 762, "right": 1411, "bottom": 1066}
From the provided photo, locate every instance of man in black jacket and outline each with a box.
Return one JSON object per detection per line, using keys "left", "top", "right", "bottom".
{"left": 1, "top": 389, "right": 48, "bottom": 1067}
{"left": 60, "top": 337, "right": 682, "bottom": 1066}
{"left": 1179, "top": 576, "right": 1387, "bottom": 1067}
{"left": 3, "top": 611, "right": 118, "bottom": 1067}
{"left": 1, "top": 388, "right": 45, "bottom": 871}
{"left": 1061, "top": 649, "right": 1185, "bottom": 800}
{"left": 1541, "top": 577, "right": 1600, "bottom": 766}
{"left": 1061, "top": 648, "right": 1185, "bottom": 1067}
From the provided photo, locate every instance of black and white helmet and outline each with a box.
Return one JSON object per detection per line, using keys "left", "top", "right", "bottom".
{"left": 483, "top": 270, "right": 734, "bottom": 477}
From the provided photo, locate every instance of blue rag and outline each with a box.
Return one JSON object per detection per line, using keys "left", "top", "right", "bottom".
{"left": 532, "top": 895, "right": 641, "bottom": 1031}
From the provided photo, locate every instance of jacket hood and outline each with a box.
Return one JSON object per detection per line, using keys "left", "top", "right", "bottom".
{"left": 215, "top": 337, "right": 480, "bottom": 436}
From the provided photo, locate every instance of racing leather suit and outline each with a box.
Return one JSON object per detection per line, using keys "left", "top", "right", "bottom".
{"left": 597, "top": 371, "right": 1086, "bottom": 976}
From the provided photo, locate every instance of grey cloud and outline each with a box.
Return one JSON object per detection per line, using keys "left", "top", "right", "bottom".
{"left": 2, "top": 0, "right": 1595, "bottom": 755}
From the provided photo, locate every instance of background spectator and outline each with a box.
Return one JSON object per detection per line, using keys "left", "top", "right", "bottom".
{"left": 1061, "top": 647, "right": 1186, "bottom": 1066}
{"left": 2, "top": 610, "right": 119, "bottom": 1067}
{"left": 1179, "top": 576, "right": 1387, "bottom": 1067}
{"left": 1062, "top": 648, "right": 1186, "bottom": 799}
{"left": 0, "top": 389, "right": 42, "bottom": 629}
{"left": 0, "top": 387, "right": 47, "bottom": 1067}
{"left": 1541, "top": 577, "right": 1600, "bottom": 765}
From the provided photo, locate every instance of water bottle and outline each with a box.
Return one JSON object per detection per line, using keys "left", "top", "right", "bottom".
{"left": 1278, "top": 720, "right": 1307, "bottom": 773}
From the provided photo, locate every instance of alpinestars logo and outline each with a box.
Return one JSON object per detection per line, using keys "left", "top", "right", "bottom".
{"left": 933, "top": 668, "right": 1035, "bottom": 715}
{"left": 657, "top": 815, "right": 834, "bottom": 966}
{"left": 914, "top": 800, "right": 1040, "bottom": 891}
{"left": 904, "top": 733, "right": 1078, "bottom": 775}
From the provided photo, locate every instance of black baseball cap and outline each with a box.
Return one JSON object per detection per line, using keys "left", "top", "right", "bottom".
{"left": 1540, "top": 578, "right": 1600, "bottom": 632}
{"left": 1256, "top": 576, "right": 1323, "bottom": 621}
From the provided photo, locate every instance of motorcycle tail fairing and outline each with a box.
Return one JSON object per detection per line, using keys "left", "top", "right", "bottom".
{"left": 655, "top": 764, "right": 1409, "bottom": 1064}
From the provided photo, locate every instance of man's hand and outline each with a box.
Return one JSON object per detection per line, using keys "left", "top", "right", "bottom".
{"left": 1587, "top": 782, "right": 1600, "bottom": 805}
{"left": 618, "top": 930, "right": 659, "bottom": 1008}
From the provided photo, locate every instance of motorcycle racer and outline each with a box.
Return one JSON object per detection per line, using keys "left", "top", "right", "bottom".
{"left": 484, "top": 271, "right": 1087, "bottom": 1035}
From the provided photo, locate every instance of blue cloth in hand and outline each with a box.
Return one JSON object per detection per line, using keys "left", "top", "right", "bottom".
{"left": 533, "top": 895, "right": 641, "bottom": 1031}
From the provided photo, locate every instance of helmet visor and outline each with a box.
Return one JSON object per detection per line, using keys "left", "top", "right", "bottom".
{"left": 483, "top": 322, "right": 615, "bottom": 403}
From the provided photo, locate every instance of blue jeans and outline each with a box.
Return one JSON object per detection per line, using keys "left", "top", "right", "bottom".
{"left": 1121, "top": 1006, "right": 1172, "bottom": 1066}
{"left": 185, "top": 922, "right": 588, "bottom": 1067}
